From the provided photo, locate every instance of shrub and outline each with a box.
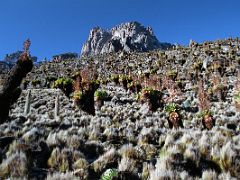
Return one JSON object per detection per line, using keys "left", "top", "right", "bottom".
{"left": 119, "top": 75, "right": 129, "bottom": 90}
{"left": 234, "top": 91, "right": 240, "bottom": 111}
{"left": 110, "top": 74, "right": 119, "bottom": 84}
{"left": 165, "top": 103, "right": 183, "bottom": 128}
{"left": 198, "top": 110, "right": 215, "bottom": 130}
{"left": 212, "top": 84, "right": 228, "bottom": 101}
{"left": 94, "top": 90, "right": 108, "bottom": 101}
{"left": 101, "top": 168, "right": 118, "bottom": 180}
{"left": 22, "top": 79, "right": 29, "bottom": 89}
{"left": 167, "top": 70, "right": 178, "bottom": 80}
{"left": 73, "top": 71, "right": 100, "bottom": 115}
{"left": 197, "top": 80, "right": 210, "bottom": 112}
{"left": 53, "top": 77, "right": 73, "bottom": 97}
{"left": 128, "top": 81, "right": 142, "bottom": 93}
{"left": 175, "top": 80, "right": 185, "bottom": 89}
{"left": 45, "top": 76, "right": 57, "bottom": 88}
{"left": 139, "top": 88, "right": 162, "bottom": 111}
{"left": 73, "top": 90, "right": 82, "bottom": 100}
{"left": 31, "top": 79, "right": 41, "bottom": 87}
{"left": 165, "top": 103, "right": 178, "bottom": 114}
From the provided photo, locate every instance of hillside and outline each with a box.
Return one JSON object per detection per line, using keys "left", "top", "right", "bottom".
{"left": 0, "top": 37, "right": 240, "bottom": 179}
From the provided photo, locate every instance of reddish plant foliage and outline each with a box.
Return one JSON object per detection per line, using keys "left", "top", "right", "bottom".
{"left": 74, "top": 75, "right": 82, "bottom": 92}
{"left": 198, "top": 80, "right": 210, "bottom": 111}
{"left": 235, "top": 70, "right": 240, "bottom": 90}
{"left": 162, "top": 75, "right": 182, "bottom": 103}
{"left": 147, "top": 75, "right": 161, "bottom": 90}
{"left": 20, "top": 39, "right": 31, "bottom": 61}
{"left": 73, "top": 64, "right": 98, "bottom": 93}
{"left": 211, "top": 73, "right": 221, "bottom": 87}
{"left": 24, "top": 39, "right": 31, "bottom": 54}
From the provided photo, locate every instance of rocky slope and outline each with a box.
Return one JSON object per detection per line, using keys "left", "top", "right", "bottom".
{"left": 81, "top": 21, "right": 172, "bottom": 56}
{"left": 0, "top": 37, "right": 240, "bottom": 179}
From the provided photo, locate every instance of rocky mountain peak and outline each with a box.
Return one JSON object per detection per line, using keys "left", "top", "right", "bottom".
{"left": 81, "top": 21, "right": 172, "bottom": 56}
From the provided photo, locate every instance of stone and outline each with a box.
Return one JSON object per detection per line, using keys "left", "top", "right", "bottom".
{"left": 81, "top": 21, "right": 173, "bottom": 56}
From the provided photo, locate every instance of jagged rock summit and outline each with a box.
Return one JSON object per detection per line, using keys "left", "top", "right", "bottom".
{"left": 81, "top": 21, "right": 172, "bottom": 56}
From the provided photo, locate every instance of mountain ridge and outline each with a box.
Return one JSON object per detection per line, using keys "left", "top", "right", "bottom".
{"left": 81, "top": 21, "right": 173, "bottom": 56}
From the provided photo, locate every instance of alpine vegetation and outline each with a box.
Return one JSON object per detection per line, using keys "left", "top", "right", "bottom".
{"left": 0, "top": 24, "right": 240, "bottom": 179}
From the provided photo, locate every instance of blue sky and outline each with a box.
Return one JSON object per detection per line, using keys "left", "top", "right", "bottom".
{"left": 0, "top": 0, "right": 239, "bottom": 60}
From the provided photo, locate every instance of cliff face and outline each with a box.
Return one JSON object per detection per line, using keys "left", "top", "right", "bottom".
{"left": 81, "top": 22, "right": 172, "bottom": 56}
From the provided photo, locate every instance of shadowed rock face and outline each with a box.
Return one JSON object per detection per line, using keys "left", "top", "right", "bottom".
{"left": 81, "top": 21, "right": 173, "bottom": 56}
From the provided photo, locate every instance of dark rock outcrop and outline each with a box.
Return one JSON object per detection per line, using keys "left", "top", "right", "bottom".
{"left": 52, "top": 52, "right": 78, "bottom": 61}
